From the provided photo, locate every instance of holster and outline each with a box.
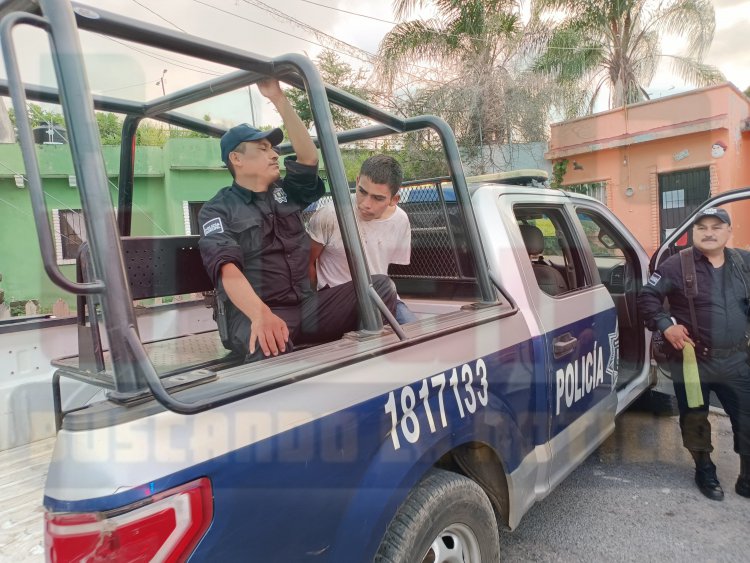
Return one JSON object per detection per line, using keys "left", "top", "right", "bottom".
{"left": 651, "top": 330, "right": 673, "bottom": 363}
{"left": 206, "top": 290, "right": 231, "bottom": 348}
{"left": 216, "top": 297, "right": 231, "bottom": 347}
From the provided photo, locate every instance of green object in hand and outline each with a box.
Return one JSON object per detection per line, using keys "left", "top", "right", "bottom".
{"left": 682, "top": 343, "right": 704, "bottom": 408}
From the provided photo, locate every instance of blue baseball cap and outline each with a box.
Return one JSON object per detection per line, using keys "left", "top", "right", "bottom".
{"left": 220, "top": 124, "right": 283, "bottom": 165}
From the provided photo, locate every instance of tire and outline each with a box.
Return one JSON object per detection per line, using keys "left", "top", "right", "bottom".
{"left": 374, "top": 469, "right": 500, "bottom": 563}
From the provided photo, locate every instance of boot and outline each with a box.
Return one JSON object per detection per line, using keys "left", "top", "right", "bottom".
{"left": 737, "top": 455, "right": 750, "bottom": 498}
{"left": 691, "top": 450, "right": 724, "bottom": 501}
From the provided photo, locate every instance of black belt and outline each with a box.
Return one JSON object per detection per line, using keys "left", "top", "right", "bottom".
{"left": 695, "top": 342, "right": 747, "bottom": 359}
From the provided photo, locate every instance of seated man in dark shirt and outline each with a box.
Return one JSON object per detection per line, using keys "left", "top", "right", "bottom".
{"left": 199, "top": 78, "right": 397, "bottom": 362}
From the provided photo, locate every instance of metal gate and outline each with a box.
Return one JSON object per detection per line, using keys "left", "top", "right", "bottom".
{"left": 658, "top": 167, "right": 710, "bottom": 242}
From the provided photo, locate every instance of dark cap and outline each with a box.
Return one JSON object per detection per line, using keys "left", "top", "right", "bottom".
{"left": 693, "top": 207, "right": 731, "bottom": 226}
{"left": 220, "top": 124, "right": 283, "bottom": 164}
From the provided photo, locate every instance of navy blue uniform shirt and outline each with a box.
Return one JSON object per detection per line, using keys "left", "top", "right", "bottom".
{"left": 198, "top": 157, "right": 325, "bottom": 309}
{"left": 639, "top": 246, "right": 750, "bottom": 349}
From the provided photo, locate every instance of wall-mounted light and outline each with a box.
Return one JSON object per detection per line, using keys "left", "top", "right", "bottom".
{"left": 573, "top": 161, "right": 584, "bottom": 170}
{"left": 68, "top": 175, "right": 77, "bottom": 188}
{"left": 624, "top": 186, "right": 634, "bottom": 197}
{"left": 13, "top": 174, "right": 25, "bottom": 188}
{"left": 623, "top": 156, "right": 628, "bottom": 166}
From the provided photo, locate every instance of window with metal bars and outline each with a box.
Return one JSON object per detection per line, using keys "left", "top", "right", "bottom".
{"left": 566, "top": 182, "right": 607, "bottom": 205}
{"left": 53, "top": 208, "right": 86, "bottom": 264}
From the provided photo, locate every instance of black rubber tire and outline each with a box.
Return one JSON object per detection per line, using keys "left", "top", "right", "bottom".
{"left": 374, "top": 469, "right": 500, "bottom": 563}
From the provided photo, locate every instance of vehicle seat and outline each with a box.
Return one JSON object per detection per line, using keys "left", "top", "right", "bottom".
{"left": 519, "top": 224, "right": 568, "bottom": 295}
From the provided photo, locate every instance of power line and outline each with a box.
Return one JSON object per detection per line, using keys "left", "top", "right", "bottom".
{"left": 295, "top": 0, "right": 590, "bottom": 54}
{"left": 190, "top": 0, "right": 363, "bottom": 61}
{"left": 292, "top": 0, "right": 535, "bottom": 51}
{"left": 99, "top": 77, "right": 162, "bottom": 94}
{"left": 296, "top": 0, "right": 396, "bottom": 25}
{"left": 130, "top": 0, "right": 188, "bottom": 33}
{"left": 239, "top": 0, "right": 444, "bottom": 80}
{"left": 241, "top": 0, "right": 377, "bottom": 63}
{"left": 99, "top": 35, "right": 224, "bottom": 77}
{"left": 191, "top": 0, "right": 425, "bottom": 89}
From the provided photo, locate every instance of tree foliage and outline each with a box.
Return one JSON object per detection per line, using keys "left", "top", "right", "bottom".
{"left": 532, "top": 0, "right": 724, "bottom": 113}
{"left": 377, "top": 0, "right": 560, "bottom": 172}
{"left": 287, "top": 50, "right": 370, "bottom": 131}
{"left": 7, "top": 104, "right": 211, "bottom": 146}
{"left": 8, "top": 103, "right": 67, "bottom": 129}
{"left": 96, "top": 112, "right": 122, "bottom": 145}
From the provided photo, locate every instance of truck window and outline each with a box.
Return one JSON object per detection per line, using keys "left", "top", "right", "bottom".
{"left": 514, "top": 206, "right": 591, "bottom": 296}
{"left": 574, "top": 207, "right": 646, "bottom": 387}
{"left": 576, "top": 210, "right": 630, "bottom": 295}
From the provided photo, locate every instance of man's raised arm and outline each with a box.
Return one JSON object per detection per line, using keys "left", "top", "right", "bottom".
{"left": 257, "top": 78, "right": 318, "bottom": 166}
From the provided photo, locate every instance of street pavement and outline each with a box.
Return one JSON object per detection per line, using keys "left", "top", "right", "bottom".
{"left": 500, "top": 409, "right": 749, "bottom": 562}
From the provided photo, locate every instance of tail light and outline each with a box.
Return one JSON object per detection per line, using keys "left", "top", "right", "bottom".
{"left": 45, "top": 477, "right": 212, "bottom": 563}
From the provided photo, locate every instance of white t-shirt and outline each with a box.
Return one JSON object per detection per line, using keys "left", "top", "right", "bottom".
{"left": 308, "top": 202, "right": 411, "bottom": 289}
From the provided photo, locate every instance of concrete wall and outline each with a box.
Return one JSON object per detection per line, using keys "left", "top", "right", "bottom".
{"left": 463, "top": 141, "right": 551, "bottom": 176}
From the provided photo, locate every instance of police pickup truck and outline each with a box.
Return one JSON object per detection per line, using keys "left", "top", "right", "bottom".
{"left": 0, "top": 2, "right": 668, "bottom": 561}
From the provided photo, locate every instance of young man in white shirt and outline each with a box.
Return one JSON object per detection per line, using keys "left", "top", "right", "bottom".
{"left": 308, "top": 154, "right": 417, "bottom": 324}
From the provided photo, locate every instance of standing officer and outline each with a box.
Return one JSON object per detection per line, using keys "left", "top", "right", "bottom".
{"left": 639, "top": 207, "right": 750, "bottom": 501}
{"left": 199, "top": 78, "right": 396, "bottom": 362}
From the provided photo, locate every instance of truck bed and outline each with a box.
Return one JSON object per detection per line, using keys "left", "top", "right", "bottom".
{"left": 0, "top": 438, "right": 53, "bottom": 561}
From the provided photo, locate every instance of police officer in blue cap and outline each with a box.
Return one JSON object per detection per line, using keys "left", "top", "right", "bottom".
{"left": 198, "top": 78, "right": 396, "bottom": 362}
{"left": 639, "top": 207, "right": 750, "bottom": 501}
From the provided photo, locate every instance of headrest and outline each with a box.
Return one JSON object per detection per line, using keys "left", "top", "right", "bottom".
{"left": 519, "top": 224, "right": 544, "bottom": 255}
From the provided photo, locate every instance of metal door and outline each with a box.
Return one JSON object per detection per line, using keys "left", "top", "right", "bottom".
{"left": 658, "top": 168, "right": 710, "bottom": 242}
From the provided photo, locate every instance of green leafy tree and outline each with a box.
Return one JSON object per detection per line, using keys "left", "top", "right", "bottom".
{"left": 28, "top": 103, "right": 66, "bottom": 128}
{"left": 532, "top": 0, "right": 724, "bottom": 113}
{"left": 8, "top": 103, "right": 66, "bottom": 129}
{"left": 96, "top": 112, "right": 122, "bottom": 145}
{"left": 8, "top": 104, "right": 212, "bottom": 146}
{"left": 136, "top": 121, "right": 169, "bottom": 146}
{"left": 287, "top": 50, "right": 370, "bottom": 130}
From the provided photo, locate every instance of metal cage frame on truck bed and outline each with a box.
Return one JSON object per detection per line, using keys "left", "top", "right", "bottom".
{"left": 0, "top": 0, "right": 506, "bottom": 420}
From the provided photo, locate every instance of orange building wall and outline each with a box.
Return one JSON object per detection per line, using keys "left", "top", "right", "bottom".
{"left": 547, "top": 83, "right": 750, "bottom": 257}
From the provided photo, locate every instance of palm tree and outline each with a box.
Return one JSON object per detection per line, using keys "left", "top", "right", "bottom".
{"left": 377, "top": 0, "right": 556, "bottom": 170}
{"left": 532, "top": 0, "right": 724, "bottom": 113}
{"left": 379, "top": 0, "right": 522, "bottom": 83}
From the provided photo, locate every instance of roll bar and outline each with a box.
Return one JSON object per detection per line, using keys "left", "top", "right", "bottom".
{"left": 1, "top": 0, "right": 498, "bottom": 413}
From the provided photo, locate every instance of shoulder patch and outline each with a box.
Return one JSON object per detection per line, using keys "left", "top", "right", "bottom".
{"left": 647, "top": 272, "right": 661, "bottom": 286}
{"left": 202, "top": 217, "right": 224, "bottom": 236}
{"left": 273, "top": 187, "right": 288, "bottom": 204}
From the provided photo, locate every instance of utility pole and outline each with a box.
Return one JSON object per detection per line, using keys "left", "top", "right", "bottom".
{"left": 247, "top": 86, "right": 256, "bottom": 126}
{"left": 156, "top": 69, "right": 169, "bottom": 137}
{"left": 156, "top": 69, "right": 167, "bottom": 97}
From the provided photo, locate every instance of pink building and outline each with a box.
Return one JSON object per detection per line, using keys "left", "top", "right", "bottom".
{"left": 546, "top": 83, "right": 750, "bottom": 256}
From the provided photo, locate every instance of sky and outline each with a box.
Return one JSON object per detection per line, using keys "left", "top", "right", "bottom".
{"left": 2, "top": 0, "right": 748, "bottom": 127}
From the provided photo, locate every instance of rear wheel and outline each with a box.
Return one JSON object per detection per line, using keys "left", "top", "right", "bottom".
{"left": 375, "top": 469, "right": 500, "bottom": 563}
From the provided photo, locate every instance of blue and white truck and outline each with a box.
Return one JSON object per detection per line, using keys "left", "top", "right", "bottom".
{"left": 2, "top": 1, "right": 726, "bottom": 561}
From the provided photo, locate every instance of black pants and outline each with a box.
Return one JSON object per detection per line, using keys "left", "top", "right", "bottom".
{"left": 229, "top": 274, "right": 397, "bottom": 362}
{"left": 670, "top": 351, "right": 750, "bottom": 456}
